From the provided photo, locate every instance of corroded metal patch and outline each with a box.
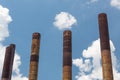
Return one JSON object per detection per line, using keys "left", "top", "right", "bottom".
{"left": 30, "top": 55, "right": 39, "bottom": 62}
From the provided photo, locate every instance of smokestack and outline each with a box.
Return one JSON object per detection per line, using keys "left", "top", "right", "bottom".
{"left": 63, "top": 30, "right": 72, "bottom": 80}
{"left": 29, "top": 32, "right": 41, "bottom": 80}
{"left": 98, "top": 13, "right": 114, "bottom": 80}
{"left": 1, "top": 44, "right": 16, "bottom": 80}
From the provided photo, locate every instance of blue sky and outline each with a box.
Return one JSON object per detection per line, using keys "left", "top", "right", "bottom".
{"left": 0, "top": 0, "right": 120, "bottom": 80}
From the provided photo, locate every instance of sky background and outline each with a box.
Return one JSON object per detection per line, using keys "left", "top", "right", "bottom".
{"left": 0, "top": 0, "right": 120, "bottom": 80}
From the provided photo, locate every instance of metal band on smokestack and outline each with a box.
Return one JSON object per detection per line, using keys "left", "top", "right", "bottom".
{"left": 29, "top": 32, "right": 40, "bottom": 80}
{"left": 1, "top": 44, "right": 16, "bottom": 80}
{"left": 98, "top": 13, "right": 114, "bottom": 80}
{"left": 63, "top": 30, "right": 72, "bottom": 80}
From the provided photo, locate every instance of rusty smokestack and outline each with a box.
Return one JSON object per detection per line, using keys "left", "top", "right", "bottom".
{"left": 98, "top": 13, "right": 114, "bottom": 80}
{"left": 63, "top": 30, "right": 72, "bottom": 80}
{"left": 29, "top": 32, "right": 41, "bottom": 80}
{"left": 1, "top": 44, "right": 16, "bottom": 80}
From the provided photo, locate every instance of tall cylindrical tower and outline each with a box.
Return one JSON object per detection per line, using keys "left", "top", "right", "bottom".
{"left": 98, "top": 13, "right": 113, "bottom": 80}
{"left": 1, "top": 44, "right": 16, "bottom": 80}
{"left": 63, "top": 30, "right": 72, "bottom": 80}
{"left": 29, "top": 32, "right": 41, "bottom": 80}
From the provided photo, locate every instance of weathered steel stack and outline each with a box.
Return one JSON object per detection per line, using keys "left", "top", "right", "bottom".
{"left": 1, "top": 44, "right": 16, "bottom": 80}
{"left": 98, "top": 13, "right": 114, "bottom": 80}
{"left": 28, "top": 32, "right": 41, "bottom": 80}
{"left": 63, "top": 30, "right": 72, "bottom": 80}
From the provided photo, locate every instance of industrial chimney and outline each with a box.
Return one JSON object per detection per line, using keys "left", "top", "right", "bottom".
{"left": 98, "top": 13, "right": 114, "bottom": 80}
{"left": 1, "top": 44, "right": 16, "bottom": 80}
{"left": 63, "top": 30, "right": 72, "bottom": 80}
{"left": 29, "top": 32, "right": 41, "bottom": 80}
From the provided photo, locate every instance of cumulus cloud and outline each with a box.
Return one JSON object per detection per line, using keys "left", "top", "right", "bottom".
{"left": 12, "top": 53, "right": 28, "bottom": 80}
{"left": 0, "top": 4, "right": 28, "bottom": 80}
{"left": 0, "top": 44, "right": 6, "bottom": 73}
{"left": 111, "top": 0, "right": 120, "bottom": 9}
{"left": 53, "top": 12, "right": 77, "bottom": 30}
{"left": 73, "top": 39, "right": 120, "bottom": 80}
{"left": 0, "top": 5, "right": 12, "bottom": 41}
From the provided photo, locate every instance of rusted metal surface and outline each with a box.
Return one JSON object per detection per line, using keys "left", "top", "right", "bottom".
{"left": 98, "top": 13, "right": 113, "bottom": 80}
{"left": 63, "top": 66, "right": 72, "bottom": 80}
{"left": 29, "top": 33, "right": 40, "bottom": 80}
{"left": 29, "top": 62, "right": 38, "bottom": 80}
{"left": 1, "top": 44, "right": 16, "bottom": 80}
{"left": 98, "top": 13, "right": 110, "bottom": 51}
{"left": 63, "top": 30, "right": 72, "bottom": 80}
{"left": 30, "top": 55, "right": 39, "bottom": 62}
{"left": 63, "top": 52, "right": 72, "bottom": 66}
{"left": 102, "top": 50, "right": 113, "bottom": 80}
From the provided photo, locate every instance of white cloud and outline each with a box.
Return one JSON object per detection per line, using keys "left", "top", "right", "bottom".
{"left": 0, "top": 44, "right": 6, "bottom": 73}
{"left": 0, "top": 5, "right": 12, "bottom": 41}
{"left": 53, "top": 12, "right": 77, "bottom": 30}
{"left": 111, "top": 0, "right": 120, "bottom": 9}
{"left": 12, "top": 53, "right": 28, "bottom": 80}
{"left": 73, "top": 39, "right": 120, "bottom": 80}
{"left": 0, "top": 4, "right": 28, "bottom": 80}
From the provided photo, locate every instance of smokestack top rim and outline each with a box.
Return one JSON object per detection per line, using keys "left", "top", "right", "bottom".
{"left": 33, "top": 32, "right": 41, "bottom": 35}
{"left": 6, "top": 44, "right": 16, "bottom": 49}
{"left": 10, "top": 44, "right": 16, "bottom": 47}
{"left": 63, "top": 30, "right": 72, "bottom": 36}
{"left": 98, "top": 13, "right": 107, "bottom": 18}
{"left": 32, "top": 32, "right": 41, "bottom": 38}
{"left": 63, "top": 30, "right": 72, "bottom": 35}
